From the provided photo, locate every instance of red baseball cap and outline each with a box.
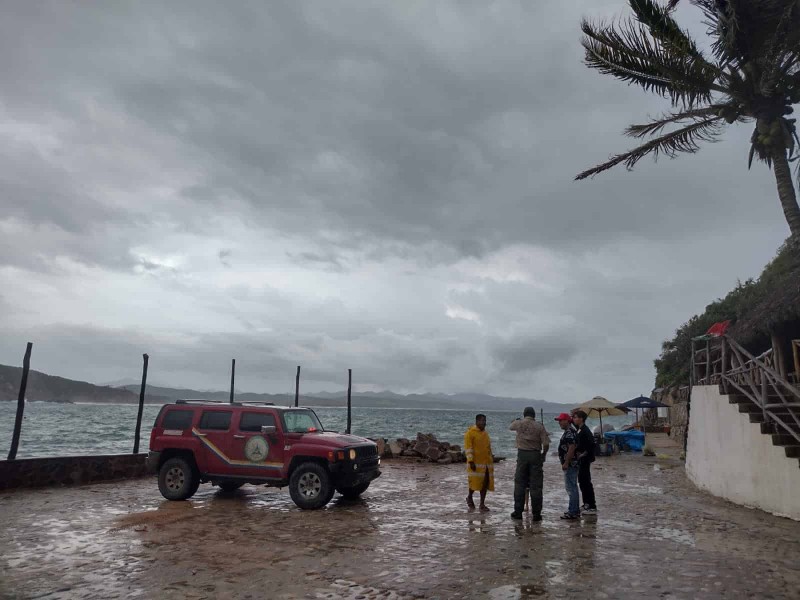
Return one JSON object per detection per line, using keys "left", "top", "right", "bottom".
{"left": 554, "top": 413, "right": 572, "bottom": 422}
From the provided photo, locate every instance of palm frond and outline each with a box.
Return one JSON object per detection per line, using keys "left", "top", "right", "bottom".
{"left": 629, "top": 0, "right": 709, "bottom": 63}
{"left": 575, "top": 116, "right": 725, "bottom": 180}
{"left": 625, "top": 106, "right": 728, "bottom": 138}
{"left": 759, "top": 1, "right": 800, "bottom": 96}
{"left": 581, "top": 18, "right": 721, "bottom": 106}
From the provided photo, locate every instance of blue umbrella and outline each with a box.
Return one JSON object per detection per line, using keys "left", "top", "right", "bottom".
{"left": 616, "top": 396, "right": 669, "bottom": 438}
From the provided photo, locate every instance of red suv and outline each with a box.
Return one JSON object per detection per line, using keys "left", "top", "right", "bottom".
{"left": 146, "top": 401, "right": 380, "bottom": 509}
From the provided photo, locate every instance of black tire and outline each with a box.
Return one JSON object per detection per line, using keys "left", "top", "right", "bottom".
{"left": 336, "top": 481, "right": 370, "bottom": 500}
{"left": 158, "top": 457, "right": 198, "bottom": 501}
{"left": 289, "top": 462, "right": 334, "bottom": 510}
{"left": 218, "top": 481, "right": 244, "bottom": 493}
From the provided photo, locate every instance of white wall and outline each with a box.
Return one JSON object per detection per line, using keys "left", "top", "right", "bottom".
{"left": 686, "top": 385, "right": 800, "bottom": 520}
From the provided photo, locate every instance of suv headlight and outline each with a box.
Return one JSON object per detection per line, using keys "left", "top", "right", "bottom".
{"left": 348, "top": 449, "right": 357, "bottom": 460}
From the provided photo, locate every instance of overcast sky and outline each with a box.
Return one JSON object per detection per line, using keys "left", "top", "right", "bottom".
{"left": 0, "top": 1, "right": 789, "bottom": 403}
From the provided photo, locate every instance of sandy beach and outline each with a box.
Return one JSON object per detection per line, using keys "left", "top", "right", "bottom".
{"left": 2, "top": 452, "right": 800, "bottom": 600}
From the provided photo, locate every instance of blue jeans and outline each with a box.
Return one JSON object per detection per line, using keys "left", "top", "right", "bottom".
{"left": 564, "top": 466, "right": 580, "bottom": 515}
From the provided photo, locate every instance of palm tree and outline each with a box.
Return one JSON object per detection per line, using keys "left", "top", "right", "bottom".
{"left": 576, "top": 0, "right": 800, "bottom": 241}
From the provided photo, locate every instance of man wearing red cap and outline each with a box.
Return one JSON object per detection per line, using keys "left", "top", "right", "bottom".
{"left": 555, "top": 413, "right": 580, "bottom": 519}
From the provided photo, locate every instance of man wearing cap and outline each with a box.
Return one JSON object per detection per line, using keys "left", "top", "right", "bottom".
{"left": 509, "top": 407, "right": 550, "bottom": 521}
{"left": 555, "top": 413, "right": 580, "bottom": 520}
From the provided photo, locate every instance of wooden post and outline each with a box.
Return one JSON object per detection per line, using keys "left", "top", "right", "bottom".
{"left": 230, "top": 358, "right": 236, "bottom": 404}
{"left": 761, "top": 371, "right": 768, "bottom": 422}
{"left": 690, "top": 339, "right": 696, "bottom": 386}
{"left": 721, "top": 337, "right": 728, "bottom": 393}
{"left": 295, "top": 366, "right": 300, "bottom": 407}
{"left": 346, "top": 369, "right": 352, "bottom": 435}
{"left": 539, "top": 408, "right": 543, "bottom": 423}
{"left": 771, "top": 332, "right": 788, "bottom": 380}
{"left": 7, "top": 342, "right": 33, "bottom": 460}
{"left": 705, "top": 340, "right": 711, "bottom": 383}
{"left": 133, "top": 353, "right": 149, "bottom": 454}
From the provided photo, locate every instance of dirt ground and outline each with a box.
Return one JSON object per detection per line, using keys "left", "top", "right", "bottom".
{"left": 2, "top": 453, "right": 800, "bottom": 600}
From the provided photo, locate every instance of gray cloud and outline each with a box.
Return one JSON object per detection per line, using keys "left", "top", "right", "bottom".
{"left": 490, "top": 334, "right": 580, "bottom": 374}
{"left": 0, "top": 1, "right": 791, "bottom": 401}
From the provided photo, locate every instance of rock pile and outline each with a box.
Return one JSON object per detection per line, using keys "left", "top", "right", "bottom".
{"left": 371, "top": 433, "right": 466, "bottom": 465}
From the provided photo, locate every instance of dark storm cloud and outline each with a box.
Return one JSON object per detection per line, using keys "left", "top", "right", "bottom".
{"left": 490, "top": 334, "right": 580, "bottom": 374}
{"left": 0, "top": 1, "right": 790, "bottom": 399}
{"left": 1, "top": 0, "right": 786, "bottom": 274}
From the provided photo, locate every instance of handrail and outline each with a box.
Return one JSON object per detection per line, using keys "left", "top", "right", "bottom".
{"left": 693, "top": 335, "right": 800, "bottom": 445}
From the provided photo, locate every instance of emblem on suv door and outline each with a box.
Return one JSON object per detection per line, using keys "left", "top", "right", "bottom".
{"left": 244, "top": 436, "right": 269, "bottom": 462}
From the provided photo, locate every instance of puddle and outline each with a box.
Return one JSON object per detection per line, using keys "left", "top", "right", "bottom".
{"left": 489, "top": 583, "right": 549, "bottom": 599}
{"left": 650, "top": 526, "right": 695, "bottom": 547}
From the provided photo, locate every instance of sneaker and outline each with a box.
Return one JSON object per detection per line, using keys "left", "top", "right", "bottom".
{"left": 532, "top": 514, "right": 542, "bottom": 522}
{"left": 583, "top": 507, "right": 597, "bottom": 514}
{"left": 560, "top": 513, "right": 579, "bottom": 520}
{"left": 510, "top": 512, "right": 523, "bottom": 520}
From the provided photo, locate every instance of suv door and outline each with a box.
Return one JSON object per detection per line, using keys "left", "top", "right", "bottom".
{"left": 195, "top": 409, "right": 234, "bottom": 475}
{"left": 228, "top": 410, "right": 285, "bottom": 478}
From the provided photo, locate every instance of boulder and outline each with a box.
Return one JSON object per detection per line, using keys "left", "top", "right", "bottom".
{"left": 388, "top": 441, "right": 403, "bottom": 457}
{"left": 438, "top": 454, "right": 454, "bottom": 465}
{"left": 414, "top": 441, "right": 430, "bottom": 456}
{"left": 375, "top": 438, "right": 386, "bottom": 457}
{"left": 448, "top": 450, "right": 465, "bottom": 463}
{"left": 416, "top": 432, "right": 437, "bottom": 443}
{"left": 426, "top": 446, "right": 443, "bottom": 462}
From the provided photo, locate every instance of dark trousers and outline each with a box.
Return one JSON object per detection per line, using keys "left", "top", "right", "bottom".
{"left": 578, "top": 460, "right": 596, "bottom": 508}
{"left": 513, "top": 449, "right": 543, "bottom": 516}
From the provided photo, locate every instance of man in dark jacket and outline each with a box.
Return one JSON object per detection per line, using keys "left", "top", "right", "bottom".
{"left": 572, "top": 410, "right": 597, "bottom": 513}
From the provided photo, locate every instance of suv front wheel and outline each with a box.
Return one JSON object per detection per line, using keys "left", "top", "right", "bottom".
{"left": 289, "top": 462, "right": 334, "bottom": 510}
{"left": 158, "top": 457, "right": 199, "bottom": 501}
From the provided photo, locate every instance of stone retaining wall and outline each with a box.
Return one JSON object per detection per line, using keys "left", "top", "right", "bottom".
{"left": 0, "top": 454, "right": 149, "bottom": 491}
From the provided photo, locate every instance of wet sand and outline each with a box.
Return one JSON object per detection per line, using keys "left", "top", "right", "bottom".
{"left": 1, "top": 454, "right": 800, "bottom": 599}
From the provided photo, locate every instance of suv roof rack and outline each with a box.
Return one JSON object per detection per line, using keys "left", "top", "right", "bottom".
{"left": 175, "top": 399, "right": 226, "bottom": 405}
{"left": 174, "top": 399, "right": 278, "bottom": 407}
{"left": 236, "top": 401, "right": 275, "bottom": 406}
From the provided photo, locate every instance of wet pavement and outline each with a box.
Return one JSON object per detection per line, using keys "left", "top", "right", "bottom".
{"left": 2, "top": 454, "right": 800, "bottom": 599}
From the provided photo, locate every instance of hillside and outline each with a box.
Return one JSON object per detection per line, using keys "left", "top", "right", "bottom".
{"left": 0, "top": 365, "right": 149, "bottom": 404}
{"left": 0, "top": 363, "right": 568, "bottom": 410}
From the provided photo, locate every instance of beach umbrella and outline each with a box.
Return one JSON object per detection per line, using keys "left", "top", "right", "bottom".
{"left": 574, "top": 396, "right": 629, "bottom": 442}
{"left": 616, "top": 396, "right": 669, "bottom": 443}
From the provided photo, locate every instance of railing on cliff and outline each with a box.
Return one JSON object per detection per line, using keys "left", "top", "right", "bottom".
{"left": 692, "top": 334, "right": 800, "bottom": 444}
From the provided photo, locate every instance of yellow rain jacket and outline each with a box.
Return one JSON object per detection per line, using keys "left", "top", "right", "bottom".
{"left": 464, "top": 425, "right": 495, "bottom": 492}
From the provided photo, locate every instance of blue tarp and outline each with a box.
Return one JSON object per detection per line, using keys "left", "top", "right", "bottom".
{"left": 603, "top": 430, "right": 646, "bottom": 452}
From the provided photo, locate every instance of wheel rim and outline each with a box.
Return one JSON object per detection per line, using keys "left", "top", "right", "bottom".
{"left": 165, "top": 466, "right": 186, "bottom": 491}
{"left": 298, "top": 472, "right": 322, "bottom": 499}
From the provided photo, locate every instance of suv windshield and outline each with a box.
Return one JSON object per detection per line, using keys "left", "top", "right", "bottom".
{"left": 282, "top": 409, "right": 324, "bottom": 433}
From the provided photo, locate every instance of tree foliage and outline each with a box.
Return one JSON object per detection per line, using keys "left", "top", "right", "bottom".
{"left": 654, "top": 240, "right": 800, "bottom": 387}
{"left": 577, "top": 0, "right": 800, "bottom": 238}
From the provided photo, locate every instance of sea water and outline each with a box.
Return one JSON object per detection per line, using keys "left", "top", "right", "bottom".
{"left": 0, "top": 402, "right": 631, "bottom": 459}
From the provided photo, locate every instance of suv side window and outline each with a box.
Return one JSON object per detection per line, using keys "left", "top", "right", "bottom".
{"left": 162, "top": 409, "right": 194, "bottom": 430}
{"left": 199, "top": 411, "right": 232, "bottom": 431}
{"left": 239, "top": 412, "right": 277, "bottom": 432}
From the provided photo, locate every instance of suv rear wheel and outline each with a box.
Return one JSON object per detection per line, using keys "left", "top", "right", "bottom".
{"left": 336, "top": 481, "right": 370, "bottom": 500}
{"left": 289, "top": 462, "right": 334, "bottom": 510}
{"left": 158, "top": 457, "right": 199, "bottom": 501}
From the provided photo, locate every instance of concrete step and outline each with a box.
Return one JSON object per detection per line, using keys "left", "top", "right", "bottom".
{"left": 749, "top": 413, "right": 767, "bottom": 424}
{"left": 785, "top": 446, "right": 800, "bottom": 459}
{"left": 738, "top": 403, "right": 762, "bottom": 414}
{"left": 761, "top": 422, "right": 780, "bottom": 435}
{"left": 728, "top": 395, "right": 751, "bottom": 405}
{"left": 772, "top": 434, "right": 800, "bottom": 447}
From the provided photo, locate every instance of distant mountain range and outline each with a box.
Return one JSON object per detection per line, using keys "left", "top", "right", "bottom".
{"left": 0, "top": 364, "right": 570, "bottom": 411}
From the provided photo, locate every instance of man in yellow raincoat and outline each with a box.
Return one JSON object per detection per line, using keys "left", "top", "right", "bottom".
{"left": 464, "top": 414, "right": 494, "bottom": 511}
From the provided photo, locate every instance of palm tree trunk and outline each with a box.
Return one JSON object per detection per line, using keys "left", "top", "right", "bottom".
{"left": 772, "top": 151, "right": 800, "bottom": 241}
